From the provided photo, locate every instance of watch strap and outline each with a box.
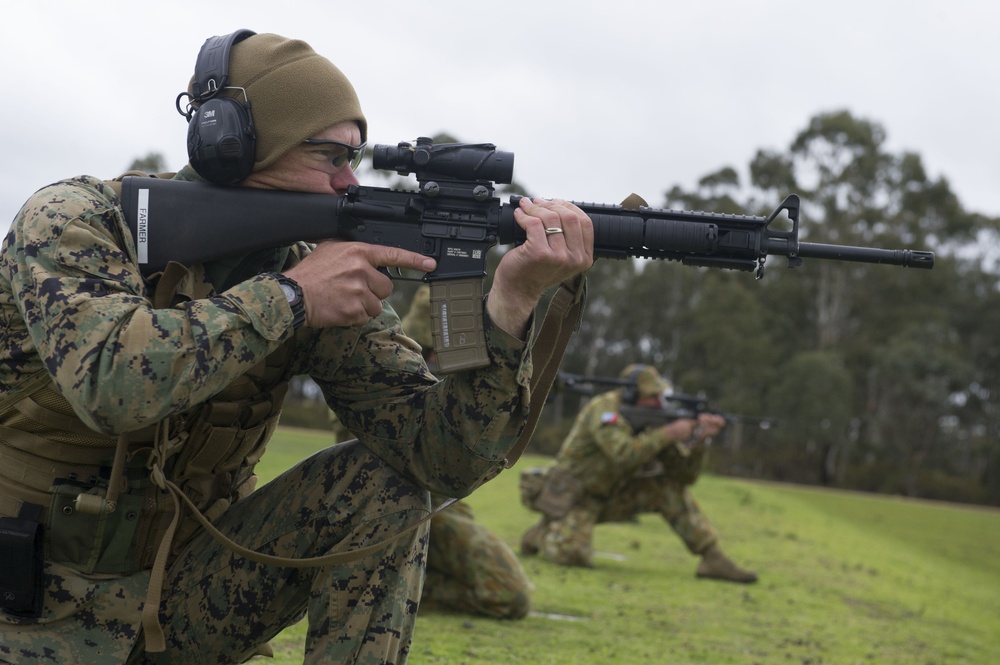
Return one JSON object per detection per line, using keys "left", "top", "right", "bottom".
{"left": 272, "top": 273, "right": 306, "bottom": 329}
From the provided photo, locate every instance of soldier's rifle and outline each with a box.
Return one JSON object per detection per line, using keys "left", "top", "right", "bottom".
{"left": 554, "top": 371, "right": 777, "bottom": 431}
{"left": 119, "top": 137, "right": 935, "bottom": 374}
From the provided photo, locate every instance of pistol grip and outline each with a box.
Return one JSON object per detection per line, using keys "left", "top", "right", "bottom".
{"left": 429, "top": 279, "right": 489, "bottom": 373}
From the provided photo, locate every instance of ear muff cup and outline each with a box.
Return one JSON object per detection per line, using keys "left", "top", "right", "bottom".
{"left": 622, "top": 365, "right": 644, "bottom": 404}
{"left": 187, "top": 95, "right": 256, "bottom": 185}
{"left": 182, "top": 29, "right": 257, "bottom": 184}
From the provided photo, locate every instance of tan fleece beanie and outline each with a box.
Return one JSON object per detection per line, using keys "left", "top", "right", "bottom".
{"left": 193, "top": 32, "right": 368, "bottom": 172}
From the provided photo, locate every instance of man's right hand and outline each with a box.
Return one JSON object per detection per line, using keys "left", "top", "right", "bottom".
{"left": 661, "top": 418, "right": 701, "bottom": 443}
{"left": 282, "top": 240, "right": 436, "bottom": 328}
{"left": 659, "top": 412, "right": 725, "bottom": 443}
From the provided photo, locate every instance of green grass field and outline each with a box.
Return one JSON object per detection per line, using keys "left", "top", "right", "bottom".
{"left": 252, "top": 428, "right": 1000, "bottom": 664}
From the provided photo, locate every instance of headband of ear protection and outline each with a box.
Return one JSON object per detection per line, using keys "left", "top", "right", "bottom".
{"left": 180, "top": 29, "right": 257, "bottom": 185}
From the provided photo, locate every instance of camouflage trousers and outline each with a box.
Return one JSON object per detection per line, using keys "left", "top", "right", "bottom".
{"left": 0, "top": 439, "right": 430, "bottom": 665}
{"left": 420, "top": 499, "right": 533, "bottom": 619}
{"left": 532, "top": 477, "right": 717, "bottom": 568}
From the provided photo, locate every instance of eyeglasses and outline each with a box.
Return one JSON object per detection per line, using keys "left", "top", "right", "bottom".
{"left": 302, "top": 138, "right": 367, "bottom": 171}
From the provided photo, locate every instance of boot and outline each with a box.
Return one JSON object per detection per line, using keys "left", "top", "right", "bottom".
{"left": 520, "top": 521, "right": 544, "bottom": 556}
{"left": 696, "top": 544, "right": 758, "bottom": 584}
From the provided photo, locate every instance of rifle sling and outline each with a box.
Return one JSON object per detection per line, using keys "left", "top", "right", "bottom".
{"left": 504, "top": 273, "right": 588, "bottom": 469}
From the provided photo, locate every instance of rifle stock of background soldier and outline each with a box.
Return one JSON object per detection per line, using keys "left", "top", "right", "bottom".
{"left": 119, "top": 137, "right": 936, "bottom": 374}
{"left": 554, "top": 371, "right": 777, "bottom": 433}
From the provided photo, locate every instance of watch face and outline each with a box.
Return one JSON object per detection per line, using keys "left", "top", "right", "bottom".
{"left": 279, "top": 283, "right": 297, "bottom": 303}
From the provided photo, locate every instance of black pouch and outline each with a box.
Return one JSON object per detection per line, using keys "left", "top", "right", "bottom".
{"left": 0, "top": 502, "right": 45, "bottom": 617}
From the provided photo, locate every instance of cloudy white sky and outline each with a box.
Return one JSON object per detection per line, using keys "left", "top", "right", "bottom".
{"left": 2, "top": 1, "right": 997, "bottom": 237}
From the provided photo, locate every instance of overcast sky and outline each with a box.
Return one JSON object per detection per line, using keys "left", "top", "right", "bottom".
{"left": 3, "top": 1, "right": 998, "bottom": 238}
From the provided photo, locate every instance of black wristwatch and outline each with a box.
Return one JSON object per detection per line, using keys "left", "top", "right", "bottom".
{"left": 273, "top": 274, "right": 306, "bottom": 329}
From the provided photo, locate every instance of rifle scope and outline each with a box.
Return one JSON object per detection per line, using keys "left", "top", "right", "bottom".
{"left": 373, "top": 138, "right": 515, "bottom": 184}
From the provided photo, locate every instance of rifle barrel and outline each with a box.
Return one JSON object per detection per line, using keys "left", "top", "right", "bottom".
{"left": 795, "top": 242, "right": 935, "bottom": 269}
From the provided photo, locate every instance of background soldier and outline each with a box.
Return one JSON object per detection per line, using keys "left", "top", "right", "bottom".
{"left": 520, "top": 364, "right": 757, "bottom": 583}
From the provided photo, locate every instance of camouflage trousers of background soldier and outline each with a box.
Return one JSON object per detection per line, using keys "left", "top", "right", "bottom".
{"left": 520, "top": 469, "right": 718, "bottom": 568}
{"left": 1, "top": 440, "right": 430, "bottom": 665}
{"left": 420, "top": 496, "right": 533, "bottom": 619}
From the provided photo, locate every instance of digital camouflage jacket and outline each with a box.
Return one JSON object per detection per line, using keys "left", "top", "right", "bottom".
{"left": 0, "top": 168, "right": 534, "bottom": 656}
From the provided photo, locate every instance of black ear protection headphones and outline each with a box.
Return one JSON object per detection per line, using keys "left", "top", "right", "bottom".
{"left": 621, "top": 365, "right": 647, "bottom": 404}
{"left": 176, "top": 29, "right": 257, "bottom": 185}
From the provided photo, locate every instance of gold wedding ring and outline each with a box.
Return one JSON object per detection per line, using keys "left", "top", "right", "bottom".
{"left": 544, "top": 227, "right": 564, "bottom": 235}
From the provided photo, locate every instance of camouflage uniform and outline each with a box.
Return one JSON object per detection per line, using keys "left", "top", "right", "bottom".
{"left": 521, "top": 388, "right": 718, "bottom": 567}
{"left": 0, "top": 171, "right": 534, "bottom": 663}
{"left": 399, "top": 285, "right": 533, "bottom": 620}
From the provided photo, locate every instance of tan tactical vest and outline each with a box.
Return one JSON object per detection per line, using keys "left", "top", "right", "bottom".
{"left": 0, "top": 260, "right": 295, "bottom": 577}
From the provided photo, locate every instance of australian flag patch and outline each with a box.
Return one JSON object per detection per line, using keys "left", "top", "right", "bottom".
{"left": 600, "top": 412, "right": 620, "bottom": 425}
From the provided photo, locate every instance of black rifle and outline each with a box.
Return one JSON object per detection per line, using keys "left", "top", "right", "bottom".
{"left": 554, "top": 371, "right": 777, "bottom": 431}
{"left": 119, "top": 137, "right": 935, "bottom": 374}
